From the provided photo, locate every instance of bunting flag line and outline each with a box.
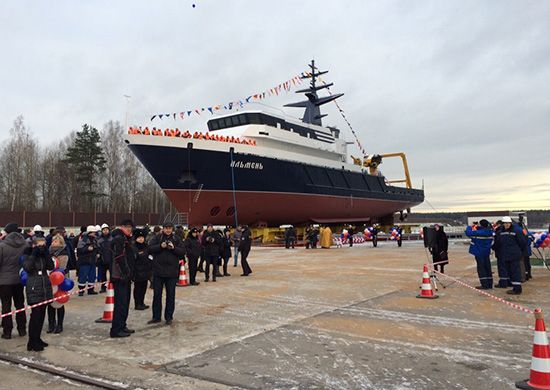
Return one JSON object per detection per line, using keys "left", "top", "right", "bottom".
{"left": 317, "top": 75, "right": 368, "bottom": 157}
{"left": 150, "top": 73, "right": 304, "bottom": 122}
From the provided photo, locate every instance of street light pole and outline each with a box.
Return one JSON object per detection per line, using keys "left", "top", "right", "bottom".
{"left": 123, "top": 94, "right": 131, "bottom": 130}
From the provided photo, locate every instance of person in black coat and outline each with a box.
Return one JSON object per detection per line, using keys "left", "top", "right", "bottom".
{"left": 284, "top": 227, "right": 296, "bottom": 249}
{"left": 221, "top": 229, "right": 232, "bottom": 276}
{"left": 22, "top": 236, "right": 54, "bottom": 351}
{"left": 109, "top": 220, "right": 136, "bottom": 338}
{"left": 0, "top": 223, "right": 28, "bottom": 339}
{"left": 133, "top": 229, "right": 151, "bottom": 310}
{"left": 430, "top": 224, "right": 449, "bottom": 273}
{"left": 202, "top": 224, "right": 221, "bottom": 282}
{"left": 184, "top": 228, "right": 202, "bottom": 286}
{"left": 238, "top": 226, "right": 253, "bottom": 276}
{"left": 148, "top": 222, "right": 185, "bottom": 325}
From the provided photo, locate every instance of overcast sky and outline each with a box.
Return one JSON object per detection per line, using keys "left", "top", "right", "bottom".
{"left": 1, "top": 0, "right": 549, "bottom": 212}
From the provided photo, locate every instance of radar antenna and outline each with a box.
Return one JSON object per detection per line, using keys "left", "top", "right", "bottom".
{"left": 284, "top": 60, "right": 344, "bottom": 126}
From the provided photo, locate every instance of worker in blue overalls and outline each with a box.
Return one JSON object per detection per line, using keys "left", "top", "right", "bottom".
{"left": 493, "top": 217, "right": 527, "bottom": 295}
{"left": 465, "top": 219, "right": 494, "bottom": 289}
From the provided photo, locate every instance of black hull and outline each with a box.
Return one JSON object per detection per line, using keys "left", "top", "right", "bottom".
{"left": 128, "top": 144, "right": 424, "bottom": 225}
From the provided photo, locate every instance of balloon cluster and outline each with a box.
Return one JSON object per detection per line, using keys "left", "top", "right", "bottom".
{"left": 390, "top": 228, "right": 400, "bottom": 241}
{"left": 534, "top": 232, "right": 550, "bottom": 249}
{"left": 49, "top": 268, "right": 74, "bottom": 308}
{"left": 363, "top": 227, "right": 372, "bottom": 239}
{"left": 341, "top": 229, "right": 349, "bottom": 241}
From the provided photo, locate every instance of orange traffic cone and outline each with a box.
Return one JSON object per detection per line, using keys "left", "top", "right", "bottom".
{"left": 416, "top": 264, "right": 439, "bottom": 299}
{"left": 177, "top": 260, "right": 188, "bottom": 287}
{"left": 95, "top": 282, "right": 114, "bottom": 323}
{"left": 516, "top": 309, "right": 550, "bottom": 389}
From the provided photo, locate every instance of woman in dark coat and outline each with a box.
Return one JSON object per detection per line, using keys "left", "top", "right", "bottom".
{"left": 133, "top": 229, "right": 151, "bottom": 310}
{"left": 23, "top": 236, "right": 54, "bottom": 351}
{"left": 185, "top": 228, "right": 202, "bottom": 286}
{"left": 221, "top": 229, "right": 232, "bottom": 277}
{"left": 430, "top": 224, "right": 449, "bottom": 273}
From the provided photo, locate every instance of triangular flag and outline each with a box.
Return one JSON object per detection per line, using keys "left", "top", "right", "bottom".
{"left": 159, "top": 114, "right": 164, "bottom": 119}
{"left": 245, "top": 96, "right": 252, "bottom": 103}
{"left": 187, "top": 111, "right": 192, "bottom": 116}
{"left": 173, "top": 113, "right": 176, "bottom": 120}
{"left": 195, "top": 109, "right": 201, "bottom": 115}
{"left": 207, "top": 107, "right": 213, "bottom": 114}
{"left": 180, "top": 112, "right": 185, "bottom": 119}
{"left": 151, "top": 115, "right": 157, "bottom": 121}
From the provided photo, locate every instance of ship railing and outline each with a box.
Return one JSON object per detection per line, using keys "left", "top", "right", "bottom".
{"left": 127, "top": 127, "right": 256, "bottom": 146}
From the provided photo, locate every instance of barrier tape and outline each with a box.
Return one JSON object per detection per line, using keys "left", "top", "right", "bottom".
{"left": 427, "top": 265, "right": 534, "bottom": 315}
{"left": 0, "top": 281, "right": 109, "bottom": 319}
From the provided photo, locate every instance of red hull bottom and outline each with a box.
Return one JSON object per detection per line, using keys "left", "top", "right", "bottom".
{"left": 165, "top": 190, "right": 419, "bottom": 226}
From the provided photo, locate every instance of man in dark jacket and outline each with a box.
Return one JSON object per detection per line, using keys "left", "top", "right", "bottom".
{"left": 184, "top": 228, "right": 202, "bottom": 286}
{"left": 202, "top": 224, "right": 221, "bottom": 282}
{"left": 284, "top": 226, "right": 296, "bottom": 249}
{"left": 239, "top": 225, "right": 253, "bottom": 276}
{"left": 465, "top": 219, "right": 494, "bottom": 289}
{"left": 0, "top": 223, "right": 28, "bottom": 339}
{"left": 109, "top": 219, "right": 136, "bottom": 338}
{"left": 97, "top": 224, "right": 113, "bottom": 293}
{"left": 148, "top": 222, "right": 185, "bottom": 325}
{"left": 493, "top": 217, "right": 527, "bottom": 295}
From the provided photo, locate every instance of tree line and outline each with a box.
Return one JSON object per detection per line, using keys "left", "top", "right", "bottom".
{"left": 0, "top": 115, "right": 171, "bottom": 214}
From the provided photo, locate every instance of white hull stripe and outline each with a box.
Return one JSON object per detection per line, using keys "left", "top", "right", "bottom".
{"left": 531, "top": 357, "right": 550, "bottom": 373}
{"left": 534, "top": 331, "right": 549, "bottom": 345}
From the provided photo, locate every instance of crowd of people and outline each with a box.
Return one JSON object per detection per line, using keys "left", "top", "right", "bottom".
{"left": 0, "top": 221, "right": 254, "bottom": 350}
{"left": 465, "top": 217, "right": 534, "bottom": 295}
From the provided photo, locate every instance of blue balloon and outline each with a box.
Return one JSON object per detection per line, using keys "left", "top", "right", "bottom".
{"left": 59, "top": 278, "right": 74, "bottom": 292}
{"left": 542, "top": 233, "right": 548, "bottom": 241}
{"left": 19, "top": 269, "right": 28, "bottom": 286}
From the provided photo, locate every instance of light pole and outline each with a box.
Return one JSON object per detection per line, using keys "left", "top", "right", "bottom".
{"left": 123, "top": 94, "right": 131, "bottom": 130}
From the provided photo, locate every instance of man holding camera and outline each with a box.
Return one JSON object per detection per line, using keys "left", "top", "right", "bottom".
{"left": 148, "top": 222, "right": 185, "bottom": 325}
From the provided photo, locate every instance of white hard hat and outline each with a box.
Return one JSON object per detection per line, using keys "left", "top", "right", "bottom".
{"left": 94, "top": 225, "right": 101, "bottom": 231}
{"left": 33, "top": 224, "right": 43, "bottom": 232}
{"left": 502, "top": 216, "right": 513, "bottom": 223}
{"left": 86, "top": 225, "right": 96, "bottom": 233}
{"left": 101, "top": 223, "right": 110, "bottom": 230}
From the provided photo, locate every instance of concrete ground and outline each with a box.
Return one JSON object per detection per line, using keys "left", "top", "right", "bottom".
{"left": 0, "top": 240, "right": 548, "bottom": 389}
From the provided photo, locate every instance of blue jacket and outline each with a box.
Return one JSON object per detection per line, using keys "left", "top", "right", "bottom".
{"left": 465, "top": 226, "right": 493, "bottom": 258}
{"left": 493, "top": 224, "right": 527, "bottom": 262}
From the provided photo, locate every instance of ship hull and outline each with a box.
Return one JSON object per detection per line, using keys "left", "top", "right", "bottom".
{"left": 128, "top": 142, "right": 424, "bottom": 226}
{"left": 165, "top": 189, "right": 420, "bottom": 226}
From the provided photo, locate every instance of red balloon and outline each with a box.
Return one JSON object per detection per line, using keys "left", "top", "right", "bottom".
{"left": 49, "top": 271, "right": 64, "bottom": 286}
{"left": 54, "top": 289, "right": 70, "bottom": 305}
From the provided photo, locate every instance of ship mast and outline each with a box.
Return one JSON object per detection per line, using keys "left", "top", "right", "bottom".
{"left": 284, "top": 60, "right": 344, "bottom": 126}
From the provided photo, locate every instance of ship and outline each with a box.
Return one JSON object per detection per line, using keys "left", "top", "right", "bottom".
{"left": 124, "top": 61, "right": 424, "bottom": 226}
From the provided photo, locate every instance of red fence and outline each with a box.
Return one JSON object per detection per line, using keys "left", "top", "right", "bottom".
{"left": 0, "top": 211, "right": 162, "bottom": 229}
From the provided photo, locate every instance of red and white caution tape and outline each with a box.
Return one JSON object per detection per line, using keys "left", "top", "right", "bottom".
{"left": 428, "top": 266, "right": 534, "bottom": 315}
{"left": 0, "top": 281, "right": 108, "bottom": 319}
